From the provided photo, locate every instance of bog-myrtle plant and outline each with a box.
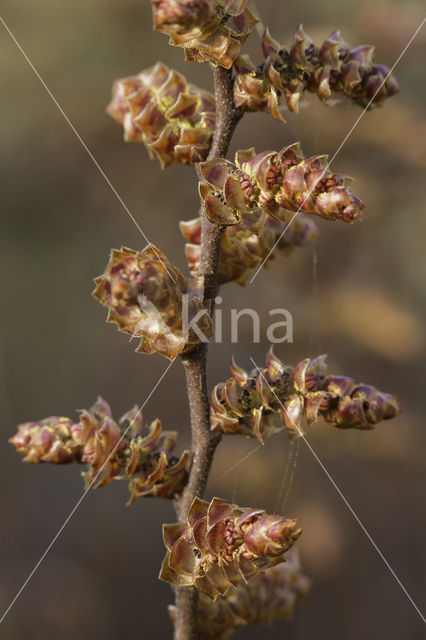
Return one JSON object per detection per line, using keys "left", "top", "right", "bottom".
{"left": 10, "top": 2, "right": 401, "bottom": 638}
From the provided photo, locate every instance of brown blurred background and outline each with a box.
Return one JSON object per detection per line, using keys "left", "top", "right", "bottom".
{"left": 0, "top": 1, "right": 425, "bottom": 638}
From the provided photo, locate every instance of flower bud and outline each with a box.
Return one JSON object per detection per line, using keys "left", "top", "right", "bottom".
{"left": 122, "top": 418, "right": 190, "bottom": 503}
{"left": 93, "top": 245, "right": 213, "bottom": 360}
{"left": 211, "top": 350, "right": 401, "bottom": 441}
{"left": 168, "top": 596, "right": 245, "bottom": 640}
{"left": 9, "top": 417, "right": 81, "bottom": 464}
{"left": 320, "top": 379, "right": 401, "bottom": 429}
{"left": 243, "top": 515, "right": 298, "bottom": 557}
{"left": 107, "top": 62, "right": 216, "bottom": 167}
{"left": 10, "top": 397, "right": 190, "bottom": 502}
{"left": 160, "top": 496, "right": 301, "bottom": 601}
{"left": 233, "top": 54, "right": 285, "bottom": 122}
{"left": 225, "top": 549, "right": 311, "bottom": 627}
{"left": 168, "top": 548, "right": 310, "bottom": 638}
{"left": 153, "top": 0, "right": 215, "bottom": 32}
{"left": 180, "top": 212, "right": 318, "bottom": 285}
{"left": 151, "top": 0, "right": 258, "bottom": 69}
{"left": 82, "top": 401, "right": 190, "bottom": 498}
{"left": 199, "top": 144, "right": 364, "bottom": 226}
{"left": 233, "top": 25, "right": 398, "bottom": 121}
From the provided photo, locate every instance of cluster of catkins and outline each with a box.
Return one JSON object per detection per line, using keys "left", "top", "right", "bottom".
{"left": 152, "top": 0, "right": 258, "bottom": 68}
{"left": 169, "top": 548, "right": 311, "bottom": 639}
{"left": 107, "top": 62, "right": 216, "bottom": 167}
{"left": 160, "top": 496, "right": 301, "bottom": 600}
{"left": 107, "top": 7, "right": 398, "bottom": 176}
{"left": 93, "top": 245, "right": 213, "bottom": 359}
{"left": 234, "top": 25, "right": 399, "bottom": 121}
{"left": 9, "top": 3, "right": 404, "bottom": 636}
{"left": 199, "top": 143, "right": 365, "bottom": 226}
{"left": 211, "top": 350, "right": 401, "bottom": 441}
{"left": 181, "top": 211, "right": 318, "bottom": 285}
{"left": 9, "top": 397, "right": 189, "bottom": 504}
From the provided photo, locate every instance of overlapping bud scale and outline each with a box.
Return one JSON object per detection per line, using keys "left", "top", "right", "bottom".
{"left": 180, "top": 212, "right": 318, "bottom": 285}
{"left": 93, "top": 245, "right": 213, "bottom": 360}
{"left": 211, "top": 350, "right": 401, "bottom": 441}
{"left": 199, "top": 143, "right": 365, "bottom": 226}
{"left": 160, "top": 496, "right": 301, "bottom": 600}
{"left": 9, "top": 397, "right": 190, "bottom": 503}
{"left": 107, "top": 62, "right": 216, "bottom": 167}
{"left": 168, "top": 548, "right": 311, "bottom": 639}
{"left": 234, "top": 25, "right": 398, "bottom": 121}
{"left": 9, "top": 417, "right": 81, "bottom": 465}
{"left": 224, "top": 549, "right": 311, "bottom": 627}
{"left": 151, "top": 0, "right": 258, "bottom": 68}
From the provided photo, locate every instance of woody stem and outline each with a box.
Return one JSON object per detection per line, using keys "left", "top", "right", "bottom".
{"left": 173, "top": 66, "right": 242, "bottom": 640}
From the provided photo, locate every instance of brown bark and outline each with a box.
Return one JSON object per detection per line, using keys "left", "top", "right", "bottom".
{"left": 172, "top": 67, "right": 242, "bottom": 640}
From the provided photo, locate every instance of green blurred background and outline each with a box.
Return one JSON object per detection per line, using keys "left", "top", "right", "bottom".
{"left": 0, "top": 1, "right": 425, "bottom": 638}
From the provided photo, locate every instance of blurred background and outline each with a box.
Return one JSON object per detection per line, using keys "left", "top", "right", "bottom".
{"left": 0, "top": 0, "right": 425, "bottom": 638}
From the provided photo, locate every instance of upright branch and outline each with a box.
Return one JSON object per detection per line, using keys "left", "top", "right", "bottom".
{"left": 8, "top": 3, "right": 403, "bottom": 640}
{"left": 176, "top": 351, "right": 219, "bottom": 521}
{"left": 177, "top": 66, "right": 243, "bottom": 521}
{"left": 200, "top": 67, "right": 243, "bottom": 301}
{"left": 175, "top": 65, "right": 243, "bottom": 640}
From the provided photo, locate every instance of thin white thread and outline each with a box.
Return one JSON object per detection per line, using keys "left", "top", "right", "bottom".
{"left": 217, "top": 430, "right": 285, "bottom": 481}
{"left": 0, "top": 357, "right": 176, "bottom": 625}
{"left": 273, "top": 440, "right": 295, "bottom": 513}
{"left": 231, "top": 467, "right": 237, "bottom": 504}
{"left": 249, "top": 357, "right": 426, "bottom": 626}
{"left": 217, "top": 443, "right": 262, "bottom": 480}
{"left": 0, "top": 15, "right": 176, "bottom": 283}
{"left": 310, "top": 250, "right": 319, "bottom": 351}
{"left": 249, "top": 18, "right": 426, "bottom": 284}
{"left": 280, "top": 437, "right": 300, "bottom": 514}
